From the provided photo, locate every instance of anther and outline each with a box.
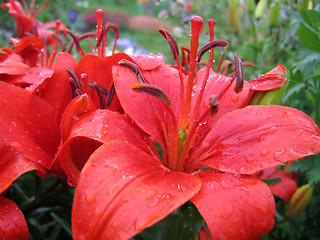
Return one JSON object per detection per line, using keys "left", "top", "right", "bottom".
{"left": 208, "top": 94, "right": 219, "bottom": 117}
{"left": 197, "top": 40, "right": 229, "bottom": 63}
{"left": 180, "top": 45, "right": 190, "bottom": 66}
{"left": 118, "top": 59, "right": 145, "bottom": 83}
{"left": 132, "top": 82, "right": 172, "bottom": 105}
{"left": 106, "top": 83, "right": 115, "bottom": 106}
{"left": 89, "top": 82, "right": 108, "bottom": 109}
{"left": 234, "top": 54, "right": 244, "bottom": 93}
{"left": 64, "top": 29, "right": 84, "bottom": 56}
{"left": 67, "top": 67, "right": 82, "bottom": 91}
{"left": 159, "top": 28, "right": 179, "bottom": 61}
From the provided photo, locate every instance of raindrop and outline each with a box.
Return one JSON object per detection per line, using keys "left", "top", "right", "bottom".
{"left": 85, "top": 191, "right": 96, "bottom": 206}
{"left": 273, "top": 149, "right": 286, "bottom": 162}
{"left": 231, "top": 94, "right": 239, "bottom": 103}
{"left": 260, "top": 149, "right": 269, "bottom": 156}
{"left": 72, "top": 115, "right": 79, "bottom": 121}
{"left": 10, "top": 141, "right": 25, "bottom": 152}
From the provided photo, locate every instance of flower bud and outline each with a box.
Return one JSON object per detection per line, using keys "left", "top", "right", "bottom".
{"left": 246, "top": 0, "right": 256, "bottom": 14}
{"left": 285, "top": 184, "right": 313, "bottom": 219}
{"left": 249, "top": 81, "right": 288, "bottom": 105}
{"left": 255, "top": 0, "right": 268, "bottom": 20}
{"left": 269, "top": 1, "right": 281, "bottom": 27}
{"left": 228, "top": 0, "right": 239, "bottom": 34}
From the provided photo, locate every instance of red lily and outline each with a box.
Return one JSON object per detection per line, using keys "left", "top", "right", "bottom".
{"left": 1, "top": 0, "right": 65, "bottom": 43}
{"left": 58, "top": 16, "right": 320, "bottom": 239}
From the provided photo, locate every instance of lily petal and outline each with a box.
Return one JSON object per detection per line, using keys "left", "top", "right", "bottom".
{"left": 249, "top": 64, "right": 287, "bottom": 91}
{"left": 186, "top": 105, "right": 320, "bottom": 174}
{"left": 72, "top": 140, "right": 201, "bottom": 240}
{"left": 57, "top": 109, "right": 153, "bottom": 185}
{"left": 0, "top": 197, "right": 29, "bottom": 240}
{"left": 192, "top": 171, "right": 275, "bottom": 240}
{"left": 0, "top": 81, "right": 60, "bottom": 169}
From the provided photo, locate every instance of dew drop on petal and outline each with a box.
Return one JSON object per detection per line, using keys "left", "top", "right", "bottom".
{"left": 260, "top": 149, "right": 269, "bottom": 156}
{"left": 10, "top": 141, "right": 25, "bottom": 152}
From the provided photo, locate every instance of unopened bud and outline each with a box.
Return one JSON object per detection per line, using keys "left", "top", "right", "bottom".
{"left": 285, "top": 184, "right": 313, "bottom": 219}
{"left": 246, "top": 0, "right": 256, "bottom": 14}
{"left": 269, "top": 1, "right": 281, "bottom": 27}
{"left": 228, "top": 0, "right": 239, "bottom": 34}
{"left": 255, "top": 0, "right": 268, "bottom": 20}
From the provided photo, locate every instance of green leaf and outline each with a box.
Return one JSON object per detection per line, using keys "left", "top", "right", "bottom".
{"left": 297, "top": 23, "right": 320, "bottom": 52}
{"left": 260, "top": 177, "right": 282, "bottom": 186}
{"left": 132, "top": 202, "right": 204, "bottom": 240}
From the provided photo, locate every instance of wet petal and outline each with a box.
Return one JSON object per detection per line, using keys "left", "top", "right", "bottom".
{"left": 57, "top": 109, "right": 153, "bottom": 185}
{"left": 0, "top": 53, "right": 30, "bottom": 75}
{"left": 268, "top": 170, "right": 297, "bottom": 202}
{"left": 0, "top": 197, "right": 29, "bottom": 240}
{"left": 72, "top": 140, "right": 201, "bottom": 240}
{"left": 192, "top": 171, "right": 275, "bottom": 240}
{"left": 0, "top": 81, "right": 60, "bottom": 169}
{"left": 113, "top": 55, "right": 182, "bottom": 162}
{"left": 249, "top": 64, "right": 287, "bottom": 91}
{"left": 187, "top": 105, "right": 320, "bottom": 174}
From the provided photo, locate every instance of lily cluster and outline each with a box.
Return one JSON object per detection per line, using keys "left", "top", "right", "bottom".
{"left": 1, "top": 1, "right": 320, "bottom": 239}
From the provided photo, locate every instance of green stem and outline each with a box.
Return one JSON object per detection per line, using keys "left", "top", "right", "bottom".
{"left": 249, "top": 14, "right": 258, "bottom": 63}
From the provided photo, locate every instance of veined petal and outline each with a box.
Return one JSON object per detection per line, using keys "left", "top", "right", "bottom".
{"left": 0, "top": 81, "right": 60, "bottom": 169}
{"left": 72, "top": 140, "right": 201, "bottom": 240}
{"left": 0, "top": 197, "right": 29, "bottom": 240}
{"left": 186, "top": 105, "right": 320, "bottom": 174}
{"left": 57, "top": 109, "right": 154, "bottom": 185}
{"left": 249, "top": 64, "right": 287, "bottom": 91}
{"left": 191, "top": 171, "right": 275, "bottom": 240}
{"left": 113, "top": 56, "right": 182, "bottom": 163}
{"left": 0, "top": 53, "right": 30, "bottom": 75}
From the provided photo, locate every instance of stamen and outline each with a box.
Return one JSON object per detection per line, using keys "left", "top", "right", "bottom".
{"left": 33, "top": 25, "right": 39, "bottom": 36}
{"left": 132, "top": 83, "right": 172, "bottom": 105}
{"left": 67, "top": 67, "right": 82, "bottom": 91}
{"left": 30, "top": 0, "right": 35, "bottom": 17}
{"left": 197, "top": 40, "right": 228, "bottom": 63}
{"left": 106, "top": 83, "right": 115, "bottom": 106}
{"left": 208, "top": 94, "right": 219, "bottom": 117}
{"left": 180, "top": 45, "right": 189, "bottom": 67}
{"left": 52, "top": 34, "right": 66, "bottom": 52}
{"left": 33, "top": 0, "right": 49, "bottom": 19}
{"left": 180, "top": 16, "right": 203, "bottom": 131}
{"left": 47, "top": 21, "right": 61, "bottom": 68}
{"left": 67, "top": 32, "right": 96, "bottom": 54}
{"left": 234, "top": 53, "right": 244, "bottom": 93}
{"left": 221, "top": 60, "right": 234, "bottom": 75}
{"left": 96, "top": 9, "right": 104, "bottom": 57}
{"left": 208, "top": 19, "right": 215, "bottom": 68}
{"left": 89, "top": 82, "right": 108, "bottom": 109}
{"left": 217, "top": 48, "right": 226, "bottom": 73}
{"left": 96, "top": 23, "right": 119, "bottom": 55}
{"left": 64, "top": 29, "right": 84, "bottom": 56}
{"left": 158, "top": 28, "right": 179, "bottom": 60}
{"left": 118, "top": 59, "right": 145, "bottom": 83}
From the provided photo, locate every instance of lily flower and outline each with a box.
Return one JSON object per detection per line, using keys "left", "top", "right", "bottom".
{"left": 59, "top": 16, "right": 320, "bottom": 239}
{"left": 1, "top": 0, "right": 65, "bottom": 44}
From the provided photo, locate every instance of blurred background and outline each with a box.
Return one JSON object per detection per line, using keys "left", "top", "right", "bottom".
{"left": 1, "top": 0, "right": 320, "bottom": 239}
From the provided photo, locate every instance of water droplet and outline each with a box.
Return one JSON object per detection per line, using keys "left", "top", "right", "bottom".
{"left": 10, "top": 141, "right": 24, "bottom": 152}
{"left": 72, "top": 115, "right": 79, "bottom": 121}
{"left": 231, "top": 94, "right": 239, "bottom": 102}
{"left": 164, "top": 72, "right": 170, "bottom": 78}
{"left": 245, "top": 156, "right": 254, "bottom": 162}
{"left": 254, "top": 198, "right": 269, "bottom": 214}
{"left": 11, "top": 121, "right": 17, "bottom": 128}
{"left": 273, "top": 149, "right": 286, "bottom": 162}
{"left": 260, "top": 149, "right": 269, "bottom": 156}
{"left": 85, "top": 191, "right": 96, "bottom": 206}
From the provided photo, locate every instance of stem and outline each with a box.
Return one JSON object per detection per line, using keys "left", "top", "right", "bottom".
{"left": 249, "top": 14, "right": 258, "bottom": 63}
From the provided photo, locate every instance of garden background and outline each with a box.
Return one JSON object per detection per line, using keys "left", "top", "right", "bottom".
{"left": 1, "top": 0, "right": 320, "bottom": 239}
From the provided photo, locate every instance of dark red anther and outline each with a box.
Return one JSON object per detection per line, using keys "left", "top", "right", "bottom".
{"left": 96, "top": 23, "right": 120, "bottom": 55}
{"left": 197, "top": 40, "right": 229, "bottom": 63}
{"left": 106, "top": 83, "right": 115, "bottom": 106}
{"left": 234, "top": 53, "right": 244, "bottom": 93}
{"left": 159, "top": 28, "right": 180, "bottom": 61}
{"left": 90, "top": 82, "right": 107, "bottom": 109}
{"left": 64, "top": 29, "right": 84, "bottom": 56}
{"left": 180, "top": 45, "right": 190, "bottom": 67}
{"left": 208, "top": 94, "right": 219, "bottom": 117}
{"left": 132, "top": 82, "right": 172, "bottom": 105}
{"left": 118, "top": 59, "right": 145, "bottom": 83}
{"left": 67, "top": 67, "right": 82, "bottom": 91}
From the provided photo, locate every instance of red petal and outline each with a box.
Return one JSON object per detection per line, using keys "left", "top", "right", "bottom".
{"left": 0, "top": 197, "right": 29, "bottom": 240}
{"left": 12, "top": 66, "right": 53, "bottom": 87}
{"left": 36, "top": 52, "right": 77, "bottom": 119}
{"left": 0, "top": 53, "right": 30, "bottom": 75}
{"left": 72, "top": 140, "right": 201, "bottom": 239}
{"left": 191, "top": 171, "right": 275, "bottom": 240}
{"left": 57, "top": 109, "right": 153, "bottom": 185}
{"left": 0, "top": 81, "right": 60, "bottom": 169}
{"left": 0, "top": 146, "right": 43, "bottom": 194}
{"left": 249, "top": 64, "right": 287, "bottom": 91}
{"left": 131, "top": 53, "right": 163, "bottom": 70}
{"left": 268, "top": 170, "right": 297, "bottom": 202}
{"left": 187, "top": 105, "right": 320, "bottom": 174}
{"left": 113, "top": 55, "right": 181, "bottom": 163}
